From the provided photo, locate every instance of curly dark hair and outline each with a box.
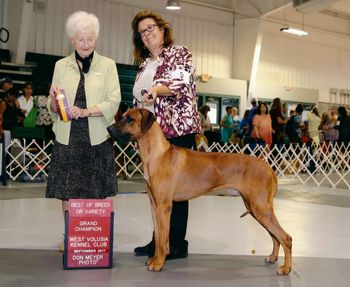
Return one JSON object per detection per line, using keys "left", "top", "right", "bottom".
{"left": 131, "top": 10, "right": 174, "bottom": 64}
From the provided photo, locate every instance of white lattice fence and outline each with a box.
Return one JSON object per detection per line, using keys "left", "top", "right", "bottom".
{"left": 6, "top": 139, "right": 52, "bottom": 181}
{"left": 4, "top": 139, "right": 350, "bottom": 189}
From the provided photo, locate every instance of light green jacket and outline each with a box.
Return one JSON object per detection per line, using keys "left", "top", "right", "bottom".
{"left": 48, "top": 51, "right": 121, "bottom": 145}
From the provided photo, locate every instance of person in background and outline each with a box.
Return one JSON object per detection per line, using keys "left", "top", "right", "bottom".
{"left": 282, "top": 102, "right": 289, "bottom": 120}
{"left": 0, "top": 88, "right": 25, "bottom": 137}
{"left": 319, "top": 111, "right": 338, "bottom": 144}
{"left": 247, "top": 97, "right": 258, "bottom": 134}
{"left": 199, "top": 105, "right": 212, "bottom": 132}
{"left": 335, "top": 106, "right": 350, "bottom": 145}
{"left": 45, "top": 11, "right": 121, "bottom": 252}
{"left": 34, "top": 82, "right": 54, "bottom": 140}
{"left": 131, "top": 10, "right": 201, "bottom": 259}
{"left": 294, "top": 103, "right": 305, "bottom": 141}
{"left": 231, "top": 107, "right": 241, "bottom": 136}
{"left": 289, "top": 109, "right": 296, "bottom": 118}
{"left": 269, "top": 97, "right": 287, "bottom": 146}
{"left": 329, "top": 109, "right": 338, "bottom": 123}
{"left": 18, "top": 82, "right": 34, "bottom": 117}
{"left": 286, "top": 104, "right": 303, "bottom": 144}
{"left": 0, "top": 77, "right": 13, "bottom": 100}
{"left": 307, "top": 107, "right": 321, "bottom": 144}
{"left": 220, "top": 105, "right": 233, "bottom": 143}
{"left": 199, "top": 105, "right": 215, "bottom": 146}
{"left": 251, "top": 102, "right": 272, "bottom": 145}
{"left": 238, "top": 109, "right": 250, "bottom": 144}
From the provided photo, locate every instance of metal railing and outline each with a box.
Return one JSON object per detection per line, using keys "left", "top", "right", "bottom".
{"left": 4, "top": 139, "right": 350, "bottom": 190}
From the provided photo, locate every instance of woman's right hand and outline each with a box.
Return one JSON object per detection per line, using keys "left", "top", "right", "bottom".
{"left": 49, "top": 87, "right": 58, "bottom": 112}
{"left": 49, "top": 99, "right": 58, "bottom": 112}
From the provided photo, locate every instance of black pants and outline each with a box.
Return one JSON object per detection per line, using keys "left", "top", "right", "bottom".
{"left": 164, "top": 133, "right": 196, "bottom": 248}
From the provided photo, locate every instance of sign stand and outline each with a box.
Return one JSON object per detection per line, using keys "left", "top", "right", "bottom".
{"left": 63, "top": 199, "right": 114, "bottom": 270}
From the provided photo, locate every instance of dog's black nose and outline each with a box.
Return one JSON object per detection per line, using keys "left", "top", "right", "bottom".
{"left": 107, "top": 124, "right": 131, "bottom": 141}
{"left": 107, "top": 125, "right": 118, "bottom": 140}
{"left": 107, "top": 126, "right": 113, "bottom": 137}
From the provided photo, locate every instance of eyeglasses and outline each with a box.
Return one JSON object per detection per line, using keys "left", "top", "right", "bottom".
{"left": 138, "top": 24, "right": 157, "bottom": 37}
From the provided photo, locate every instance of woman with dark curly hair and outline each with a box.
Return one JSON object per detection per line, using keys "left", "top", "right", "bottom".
{"left": 131, "top": 10, "right": 201, "bottom": 260}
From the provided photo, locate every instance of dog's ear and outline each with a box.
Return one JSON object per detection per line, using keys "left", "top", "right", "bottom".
{"left": 140, "top": 109, "right": 156, "bottom": 134}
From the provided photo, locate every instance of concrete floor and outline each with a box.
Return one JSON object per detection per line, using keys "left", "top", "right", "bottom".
{"left": 0, "top": 179, "right": 350, "bottom": 287}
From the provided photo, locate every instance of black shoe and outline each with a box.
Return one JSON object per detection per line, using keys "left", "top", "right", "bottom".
{"left": 166, "top": 245, "right": 188, "bottom": 260}
{"left": 134, "top": 242, "right": 188, "bottom": 259}
{"left": 134, "top": 241, "right": 155, "bottom": 257}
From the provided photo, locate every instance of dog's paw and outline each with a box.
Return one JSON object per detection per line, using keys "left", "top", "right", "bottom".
{"left": 148, "top": 264, "right": 163, "bottom": 272}
{"left": 276, "top": 265, "right": 291, "bottom": 275}
{"left": 146, "top": 256, "right": 166, "bottom": 272}
{"left": 147, "top": 257, "right": 165, "bottom": 272}
{"left": 265, "top": 254, "right": 278, "bottom": 264}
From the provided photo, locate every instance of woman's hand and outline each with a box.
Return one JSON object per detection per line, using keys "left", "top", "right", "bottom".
{"left": 70, "top": 106, "right": 90, "bottom": 120}
{"left": 141, "top": 87, "right": 157, "bottom": 105}
{"left": 49, "top": 88, "right": 58, "bottom": 112}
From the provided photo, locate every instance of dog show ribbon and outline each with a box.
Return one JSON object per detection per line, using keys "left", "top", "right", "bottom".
{"left": 52, "top": 88, "right": 71, "bottom": 122}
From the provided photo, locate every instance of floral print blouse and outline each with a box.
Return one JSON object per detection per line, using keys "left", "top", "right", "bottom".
{"left": 134, "top": 45, "right": 201, "bottom": 138}
{"left": 34, "top": 95, "right": 52, "bottom": 126}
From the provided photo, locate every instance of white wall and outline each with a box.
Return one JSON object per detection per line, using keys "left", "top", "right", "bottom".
{"left": 259, "top": 23, "right": 350, "bottom": 104}
{"left": 233, "top": 15, "right": 350, "bottom": 107}
{"left": 21, "top": 0, "right": 234, "bottom": 79}
{"left": 3, "top": 0, "right": 23, "bottom": 60}
{"left": 254, "top": 82, "right": 319, "bottom": 104}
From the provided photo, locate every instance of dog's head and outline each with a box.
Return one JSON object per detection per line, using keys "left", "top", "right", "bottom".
{"left": 107, "top": 108, "right": 156, "bottom": 141}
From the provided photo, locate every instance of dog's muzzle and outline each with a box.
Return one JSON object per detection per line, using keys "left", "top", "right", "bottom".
{"left": 107, "top": 123, "right": 132, "bottom": 141}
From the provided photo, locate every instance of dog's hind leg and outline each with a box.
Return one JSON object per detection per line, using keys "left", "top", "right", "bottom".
{"left": 248, "top": 200, "right": 292, "bottom": 275}
{"left": 265, "top": 232, "right": 280, "bottom": 263}
{"left": 241, "top": 196, "right": 280, "bottom": 263}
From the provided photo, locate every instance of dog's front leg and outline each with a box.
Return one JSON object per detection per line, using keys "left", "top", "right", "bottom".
{"left": 145, "top": 186, "right": 157, "bottom": 267}
{"left": 147, "top": 202, "right": 172, "bottom": 271}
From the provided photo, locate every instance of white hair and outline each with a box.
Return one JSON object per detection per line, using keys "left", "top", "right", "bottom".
{"left": 66, "top": 11, "right": 100, "bottom": 39}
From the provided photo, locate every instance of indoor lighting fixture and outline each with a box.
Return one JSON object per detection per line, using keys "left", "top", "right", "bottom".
{"left": 280, "top": 12, "right": 308, "bottom": 36}
{"left": 280, "top": 27, "right": 308, "bottom": 36}
{"left": 166, "top": 0, "right": 181, "bottom": 10}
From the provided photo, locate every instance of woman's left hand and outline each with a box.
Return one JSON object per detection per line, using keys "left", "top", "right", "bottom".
{"left": 141, "top": 87, "right": 157, "bottom": 105}
{"left": 70, "top": 106, "right": 89, "bottom": 120}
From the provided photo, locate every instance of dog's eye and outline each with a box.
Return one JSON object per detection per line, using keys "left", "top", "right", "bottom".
{"left": 125, "top": 116, "right": 134, "bottom": 123}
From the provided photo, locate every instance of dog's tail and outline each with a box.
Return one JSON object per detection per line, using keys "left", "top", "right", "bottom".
{"left": 240, "top": 211, "right": 250, "bottom": 218}
{"left": 240, "top": 195, "right": 252, "bottom": 218}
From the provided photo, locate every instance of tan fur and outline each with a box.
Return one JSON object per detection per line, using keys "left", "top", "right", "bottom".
{"left": 108, "top": 108, "right": 292, "bottom": 275}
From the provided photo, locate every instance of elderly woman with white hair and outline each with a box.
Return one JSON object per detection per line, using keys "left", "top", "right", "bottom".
{"left": 45, "top": 11, "right": 121, "bottom": 252}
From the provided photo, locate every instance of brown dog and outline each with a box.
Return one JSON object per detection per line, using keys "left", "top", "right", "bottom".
{"left": 108, "top": 108, "right": 292, "bottom": 275}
